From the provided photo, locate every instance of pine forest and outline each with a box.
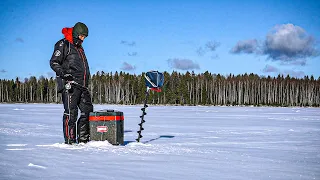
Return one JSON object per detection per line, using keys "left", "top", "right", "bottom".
{"left": 0, "top": 71, "right": 319, "bottom": 107}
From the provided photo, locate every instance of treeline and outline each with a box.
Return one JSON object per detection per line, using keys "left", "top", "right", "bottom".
{"left": 0, "top": 71, "right": 319, "bottom": 107}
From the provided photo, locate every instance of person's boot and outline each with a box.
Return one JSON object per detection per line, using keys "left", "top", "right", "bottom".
{"left": 65, "top": 138, "right": 76, "bottom": 145}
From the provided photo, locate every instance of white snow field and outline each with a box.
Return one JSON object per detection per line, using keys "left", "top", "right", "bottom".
{"left": 0, "top": 104, "right": 319, "bottom": 180}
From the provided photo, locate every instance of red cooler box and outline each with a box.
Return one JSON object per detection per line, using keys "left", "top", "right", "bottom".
{"left": 89, "top": 110, "right": 124, "bottom": 145}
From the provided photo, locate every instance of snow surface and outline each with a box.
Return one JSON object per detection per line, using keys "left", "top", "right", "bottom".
{"left": 0, "top": 104, "right": 319, "bottom": 180}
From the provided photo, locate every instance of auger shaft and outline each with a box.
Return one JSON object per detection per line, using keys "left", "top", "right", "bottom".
{"left": 136, "top": 88, "right": 150, "bottom": 142}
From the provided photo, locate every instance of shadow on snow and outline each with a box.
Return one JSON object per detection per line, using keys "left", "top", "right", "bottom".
{"left": 123, "top": 135, "right": 175, "bottom": 146}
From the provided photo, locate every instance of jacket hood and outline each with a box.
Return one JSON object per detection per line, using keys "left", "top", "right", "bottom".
{"left": 62, "top": 27, "right": 73, "bottom": 44}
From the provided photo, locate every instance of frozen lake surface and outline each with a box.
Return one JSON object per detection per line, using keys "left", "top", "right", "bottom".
{"left": 0, "top": 104, "right": 319, "bottom": 180}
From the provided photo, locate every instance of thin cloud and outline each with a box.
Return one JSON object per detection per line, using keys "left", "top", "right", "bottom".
{"left": 262, "top": 64, "right": 305, "bottom": 78}
{"left": 128, "top": 52, "right": 138, "bottom": 56}
{"left": 196, "top": 47, "right": 206, "bottom": 56}
{"left": 168, "top": 58, "right": 200, "bottom": 70}
{"left": 205, "top": 41, "right": 220, "bottom": 51}
{"left": 280, "top": 59, "right": 306, "bottom": 66}
{"left": 231, "top": 39, "right": 259, "bottom": 54}
{"left": 283, "top": 70, "right": 305, "bottom": 78}
{"left": 120, "top": 62, "right": 136, "bottom": 71}
{"left": 262, "top": 65, "right": 279, "bottom": 73}
{"left": 120, "top": 40, "right": 136, "bottom": 46}
{"left": 0, "top": 69, "right": 7, "bottom": 73}
{"left": 15, "top": 38, "right": 24, "bottom": 43}
{"left": 196, "top": 41, "right": 220, "bottom": 56}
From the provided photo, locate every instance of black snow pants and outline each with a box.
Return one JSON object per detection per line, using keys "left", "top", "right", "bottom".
{"left": 62, "top": 86, "right": 93, "bottom": 144}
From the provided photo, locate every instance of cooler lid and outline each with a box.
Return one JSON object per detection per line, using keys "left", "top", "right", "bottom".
{"left": 89, "top": 109, "right": 123, "bottom": 116}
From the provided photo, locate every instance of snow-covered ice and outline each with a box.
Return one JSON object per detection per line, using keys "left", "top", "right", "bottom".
{"left": 0, "top": 104, "right": 319, "bottom": 180}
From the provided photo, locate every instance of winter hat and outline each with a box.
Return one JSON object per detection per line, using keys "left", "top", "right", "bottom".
{"left": 72, "top": 22, "right": 88, "bottom": 38}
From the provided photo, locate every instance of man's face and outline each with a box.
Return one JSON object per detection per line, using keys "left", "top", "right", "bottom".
{"left": 78, "top": 34, "right": 86, "bottom": 41}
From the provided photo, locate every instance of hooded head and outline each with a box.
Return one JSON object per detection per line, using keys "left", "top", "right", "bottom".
{"left": 72, "top": 22, "right": 89, "bottom": 38}
{"left": 61, "top": 22, "right": 88, "bottom": 46}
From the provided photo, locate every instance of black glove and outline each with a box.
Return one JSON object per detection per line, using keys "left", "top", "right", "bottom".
{"left": 62, "top": 74, "right": 74, "bottom": 81}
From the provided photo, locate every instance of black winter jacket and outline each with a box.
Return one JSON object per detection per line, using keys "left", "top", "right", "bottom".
{"left": 50, "top": 39, "right": 90, "bottom": 89}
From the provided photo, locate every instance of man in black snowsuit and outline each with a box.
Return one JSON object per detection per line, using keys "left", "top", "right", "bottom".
{"left": 49, "top": 22, "right": 93, "bottom": 144}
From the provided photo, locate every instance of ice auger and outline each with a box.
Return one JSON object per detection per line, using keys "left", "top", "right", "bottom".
{"left": 136, "top": 71, "right": 164, "bottom": 142}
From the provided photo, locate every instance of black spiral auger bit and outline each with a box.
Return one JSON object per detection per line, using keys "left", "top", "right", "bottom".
{"left": 136, "top": 71, "right": 164, "bottom": 142}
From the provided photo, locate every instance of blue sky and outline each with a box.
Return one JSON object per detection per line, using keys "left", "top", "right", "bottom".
{"left": 0, "top": 0, "right": 319, "bottom": 80}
